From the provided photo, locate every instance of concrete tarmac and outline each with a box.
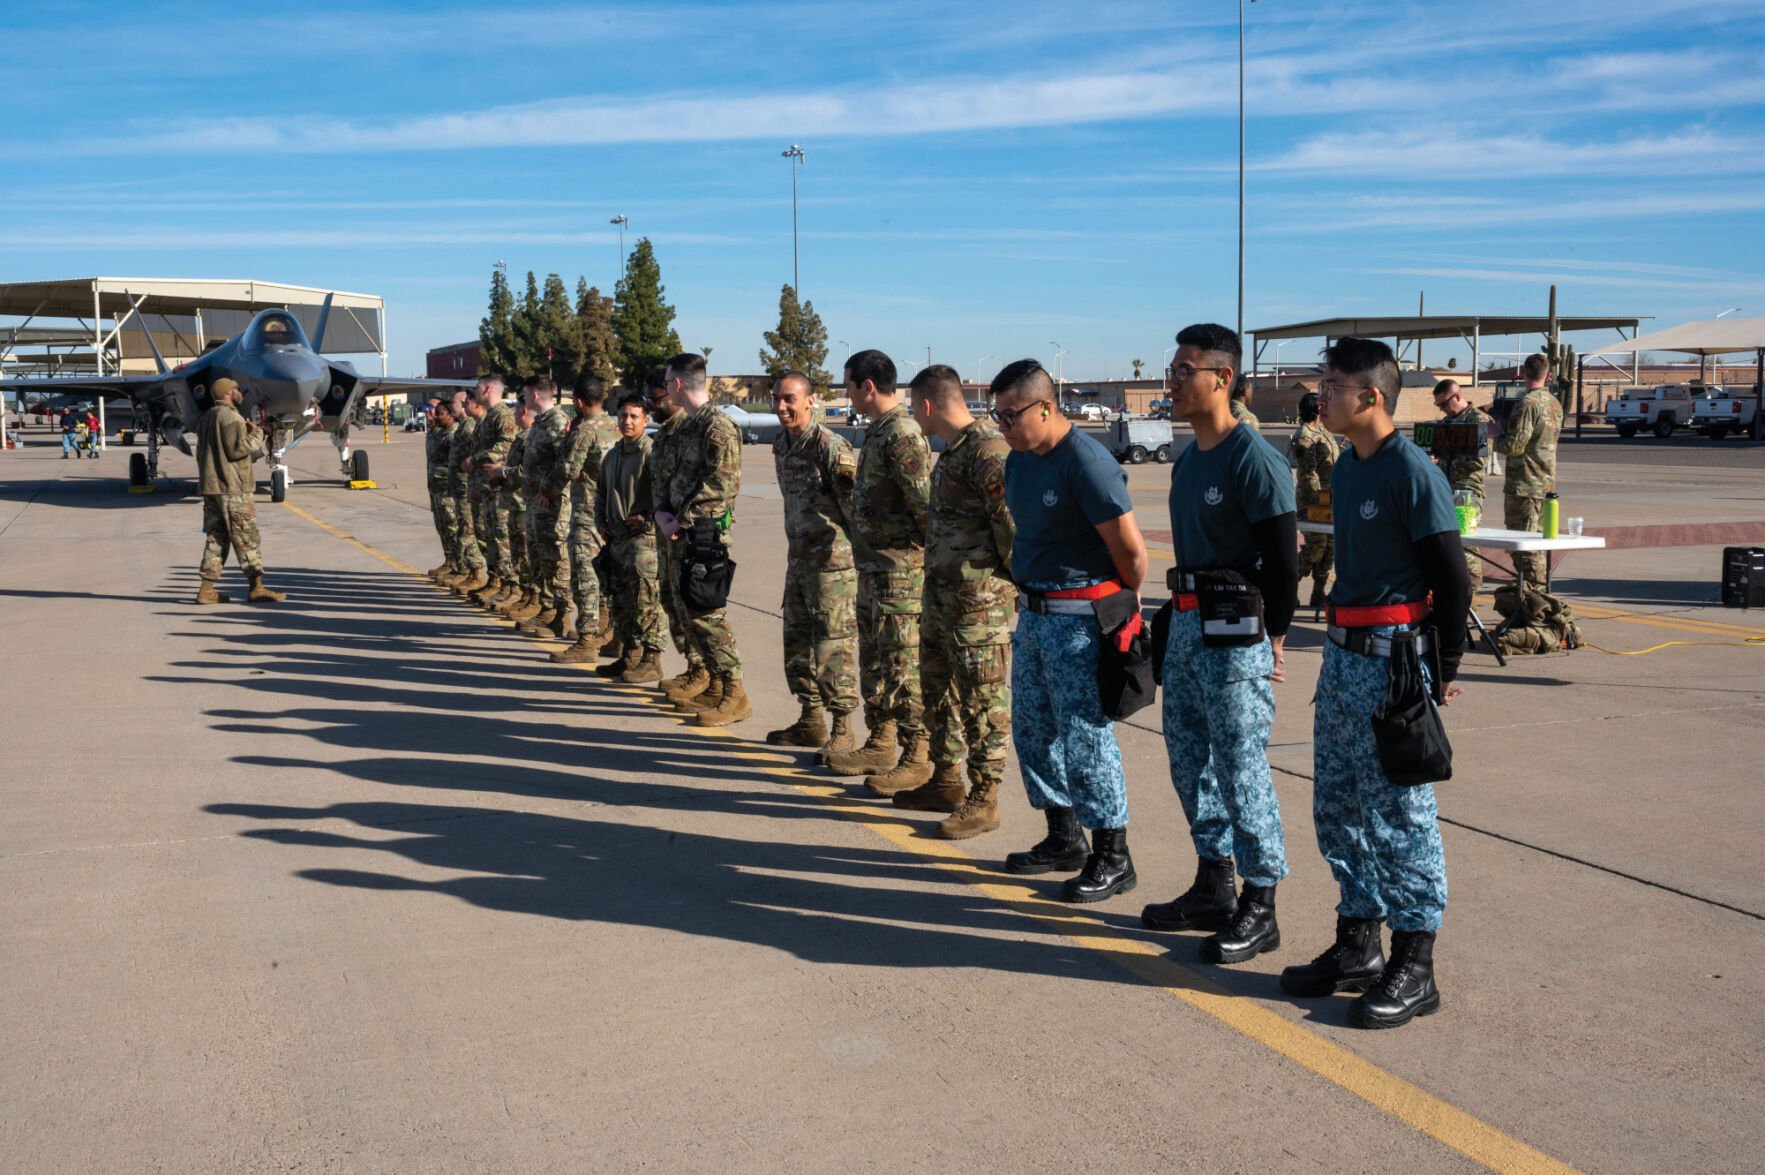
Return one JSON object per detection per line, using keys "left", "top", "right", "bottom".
{"left": 2, "top": 428, "right": 1761, "bottom": 1173}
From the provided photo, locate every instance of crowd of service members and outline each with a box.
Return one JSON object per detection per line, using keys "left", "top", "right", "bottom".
{"left": 420, "top": 328, "right": 1565, "bottom": 1032}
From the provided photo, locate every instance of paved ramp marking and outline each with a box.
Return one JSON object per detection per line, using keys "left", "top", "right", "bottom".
{"left": 287, "top": 500, "right": 1582, "bottom": 1175}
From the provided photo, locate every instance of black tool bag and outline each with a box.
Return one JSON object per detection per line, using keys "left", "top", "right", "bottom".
{"left": 681, "top": 521, "right": 735, "bottom": 614}
{"left": 1370, "top": 630, "right": 1453, "bottom": 787}
{"left": 1192, "top": 569, "right": 1264, "bottom": 648}
{"left": 1091, "top": 590, "right": 1155, "bottom": 720}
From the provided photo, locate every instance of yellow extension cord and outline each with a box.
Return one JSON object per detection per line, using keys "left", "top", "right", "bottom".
{"left": 1578, "top": 635, "right": 1765, "bottom": 655}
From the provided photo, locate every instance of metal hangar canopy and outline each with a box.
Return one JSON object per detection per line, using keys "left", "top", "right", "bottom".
{"left": 0, "top": 277, "right": 387, "bottom": 372}
{"left": 1247, "top": 313, "right": 1648, "bottom": 382}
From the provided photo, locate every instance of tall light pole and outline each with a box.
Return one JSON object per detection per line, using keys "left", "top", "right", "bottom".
{"left": 1238, "top": 0, "right": 1256, "bottom": 343}
{"left": 975, "top": 354, "right": 994, "bottom": 386}
{"left": 609, "top": 215, "right": 628, "bottom": 280}
{"left": 782, "top": 145, "right": 806, "bottom": 294}
{"left": 838, "top": 339, "right": 850, "bottom": 366}
{"left": 1050, "top": 341, "right": 1068, "bottom": 398}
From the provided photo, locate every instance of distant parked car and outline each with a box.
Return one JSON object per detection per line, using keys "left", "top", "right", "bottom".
{"left": 1067, "top": 402, "right": 1108, "bottom": 421}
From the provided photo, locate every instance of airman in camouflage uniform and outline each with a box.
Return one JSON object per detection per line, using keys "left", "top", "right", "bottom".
{"left": 496, "top": 410, "right": 532, "bottom": 610}
{"left": 424, "top": 399, "right": 461, "bottom": 581}
{"left": 766, "top": 372, "right": 859, "bottom": 752}
{"left": 1229, "top": 381, "right": 1261, "bottom": 431}
{"left": 1429, "top": 379, "right": 1491, "bottom": 590}
{"left": 1492, "top": 358, "right": 1563, "bottom": 589}
{"left": 521, "top": 379, "right": 574, "bottom": 629}
{"left": 553, "top": 379, "right": 618, "bottom": 639}
{"left": 590, "top": 393, "right": 664, "bottom": 681}
{"left": 443, "top": 392, "right": 487, "bottom": 592}
{"left": 649, "top": 375, "right": 709, "bottom": 699}
{"left": 889, "top": 366, "right": 1015, "bottom": 840}
{"left": 193, "top": 377, "right": 283, "bottom": 604}
{"left": 827, "top": 350, "right": 932, "bottom": 792}
{"left": 469, "top": 377, "right": 519, "bottom": 600}
{"left": 654, "top": 353, "right": 749, "bottom": 726}
{"left": 1289, "top": 392, "right": 1338, "bottom": 608}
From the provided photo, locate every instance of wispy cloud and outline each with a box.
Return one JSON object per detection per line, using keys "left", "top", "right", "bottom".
{"left": 1259, "top": 127, "right": 1764, "bottom": 177}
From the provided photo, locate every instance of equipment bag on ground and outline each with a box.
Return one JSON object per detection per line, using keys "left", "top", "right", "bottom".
{"left": 1493, "top": 583, "right": 1582, "bottom": 654}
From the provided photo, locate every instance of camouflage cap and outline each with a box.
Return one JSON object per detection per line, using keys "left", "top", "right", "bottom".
{"left": 211, "top": 377, "right": 240, "bottom": 396}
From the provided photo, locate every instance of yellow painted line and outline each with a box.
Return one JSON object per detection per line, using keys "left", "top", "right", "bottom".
{"left": 289, "top": 500, "right": 1581, "bottom": 1175}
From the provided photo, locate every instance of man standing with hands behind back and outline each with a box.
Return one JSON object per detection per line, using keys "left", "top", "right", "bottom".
{"left": 1491, "top": 353, "right": 1562, "bottom": 590}
{"left": 193, "top": 377, "right": 284, "bottom": 605}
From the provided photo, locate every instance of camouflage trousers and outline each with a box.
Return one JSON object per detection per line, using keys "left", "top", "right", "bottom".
{"left": 664, "top": 538, "right": 742, "bottom": 676}
{"left": 452, "top": 489, "right": 485, "bottom": 571}
{"left": 1296, "top": 533, "right": 1334, "bottom": 586}
{"left": 526, "top": 501, "right": 571, "bottom": 611}
{"left": 609, "top": 531, "right": 664, "bottom": 652}
{"left": 657, "top": 535, "right": 702, "bottom": 668}
{"left": 429, "top": 489, "right": 459, "bottom": 565}
{"left": 503, "top": 495, "right": 529, "bottom": 585}
{"left": 1161, "top": 609, "right": 1289, "bottom": 887}
{"left": 857, "top": 566, "right": 924, "bottom": 736}
{"left": 781, "top": 561, "right": 858, "bottom": 716}
{"left": 1312, "top": 636, "right": 1447, "bottom": 932}
{"left": 199, "top": 492, "right": 263, "bottom": 579}
{"left": 1011, "top": 609, "right": 1129, "bottom": 830}
{"left": 475, "top": 479, "right": 513, "bottom": 579}
{"left": 566, "top": 516, "right": 605, "bottom": 623}
{"left": 1505, "top": 495, "right": 1546, "bottom": 588}
{"left": 921, "top": 579, "right": 1013, "bottom": 785}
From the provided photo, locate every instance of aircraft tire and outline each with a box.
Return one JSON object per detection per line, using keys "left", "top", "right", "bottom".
{"left": 129, "top": 453, "right": 148, "bottom": 486}
{"left": 351, "top": 451, "right": 370, "bottom": 482}
{"left": 271, "top": 469, "right": 288, "bottom": 503}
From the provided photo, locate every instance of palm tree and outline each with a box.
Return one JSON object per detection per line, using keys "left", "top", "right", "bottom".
{"left": 1132, "top": 358, "right": 1145, "bottom": 379}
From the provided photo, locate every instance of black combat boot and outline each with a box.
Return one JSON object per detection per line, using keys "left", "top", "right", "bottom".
{"left": 1348, "top": 929, "right": 1439, "bottom": 1029}
{"left": 1200, "top": 883, "right": 1279, "bottom": 964}
{"left": 1279, "top": 917, "right": 1384, "bottom": 997}
{"left": 1003, "top": 806, "right": 1089, "bottom": 876}
{"left": 1061, "top": 827, "right": 1136, "bottom": 904}
{"left": 1141, "top": 857, "right": 1236, "bottom": 932}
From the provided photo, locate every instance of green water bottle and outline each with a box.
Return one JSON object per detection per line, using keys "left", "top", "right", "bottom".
{"left": 1542, "top": 492, "right": 1560, "bottom": 539}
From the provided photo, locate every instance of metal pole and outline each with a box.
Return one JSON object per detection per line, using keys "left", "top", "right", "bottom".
{"left": 791, "top": 161, "right": 799, "bottom": 294}
{"left": 1237, "top": 0, "right": 1246, "bottom": 343}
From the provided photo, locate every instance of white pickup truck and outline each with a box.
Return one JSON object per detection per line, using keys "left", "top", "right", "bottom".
{"left": 1691, "top": 386, "right": 1759, "bottom": 439}
{"left": 1603, "top": 384, "right": 1696, "bottom": 438}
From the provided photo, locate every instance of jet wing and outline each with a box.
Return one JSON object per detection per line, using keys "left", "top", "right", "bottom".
{"left": 354, "top": 376, "right": 479, "bottom": 397}
{"left": 0, "top": 374, "right": 173, "bottom": 400}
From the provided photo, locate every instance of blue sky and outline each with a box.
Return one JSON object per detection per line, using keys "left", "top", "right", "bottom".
{"left": 4, "top": 0, "right": 1763, "bottom": 379}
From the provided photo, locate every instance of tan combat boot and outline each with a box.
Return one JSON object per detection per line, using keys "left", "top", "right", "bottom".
{"left": 766, "top": 703, "right": 828, "bottom": 748}
{"left": 517, "top": 605, "right": 557, "bottom": 633}
{"left": 594, "top": 646, "right": 641, "bottom": 677}
{"left": 544, "top": 608, "right": 576, "bottom": 639}
{"left": 819, "top": 712, "right": 855, "bottom": 758}
{"left": 495, "top": 586, "right": 529, "bottom": 616}
{"left": 674, "top": 673, "right": 723, "bottom": 713}
{"left": 892, "top": 762, "right": 967, "bottom": 812}
{"left": 865, "top": 733, "right": 934, "bottom": 796}
{"left": 553, "top": 634, "right": 602, "bottom": 665}
{"left": 938, "top": 775, "right": 1001, "bottom": 840}
{"left": 823, "top": 719, "right": 898, "bottom": 775}
{"left": 452, "top": 567, "right": 488, "bottom": 595}
{"left": 695, "top": 675, "right": 752, "bottom": 727}
{"left": 194, "top": 578, "right": 230, "bottom": 605}
{"left": 427, "top": 563, "right": 451, "bottom": 581}
{"left": 506, "top": 592, "right": 544, "bottom": 622}
{"left": 660, "top": 664, "right": 710, "bottom": 701}
{"left": 246, "top": 574, "right": 286, "bottom": 604}
{"left": 469, "top": 575, "right": 504, "bottom": 605}
{"left": 619, "top": 648, "right": 664, "bottom": 684}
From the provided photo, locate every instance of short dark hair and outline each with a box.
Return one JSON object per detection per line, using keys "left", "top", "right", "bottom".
{"left": 665, "top": 352, "right": 707, "bottom": 390}
{"left": 575, "top": 374, "right": 606, "bottom": 406}
{"left": 845, "top": 349, "right": 896, "bottom": 395}
{"left": 773, "top": 370, "right": 813, "bottom": 398}
{"left": 1175, "top": 322, "right": 1242, "bottom": 368}
{"left": 1298, "top": 392, "right": 1320, "bottom": 422}
{"left": 1323, "top": 337, "right": 1402, "bottom": 408}
{"left": 1522, "top": 353, "right": 1551, "bottom": 381}
{"left": 990, "top": 358, "right": 1054, "bottom": 400}
{"left": 644, "top": 368, "right": 667, "bottom": 392}
{"left": 616, "top": 391, "right": 649, "bottom": 414}
{"left": 909, "top": 363, "right": 965, "bottom": 407}
{"left": 1433, "top": 378, "right": 1459, "bottom": 397}
{"left": 526, "top": 375, "right": 556, "bottom": 397}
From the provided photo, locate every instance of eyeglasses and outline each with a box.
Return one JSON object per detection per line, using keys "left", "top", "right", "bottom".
{"left": 989, "top": 398, "right": 1054, "bottom": 428}
{"left": 1316, "top": 378, "right": 1369, "bottom": 399}
{"left": 1167, "top": 364, "right": 1228, "bottom": 384}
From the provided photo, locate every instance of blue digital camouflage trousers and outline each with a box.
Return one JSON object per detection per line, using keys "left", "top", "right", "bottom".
{"left": 1312, "top": 634, "right": 1448, "bottom": 932}
{"left": 1011, "top": 609, "right": 1129, "bottom": 830}
{"left": 1161, "top": 609, "right": 1289, "bottom": 888}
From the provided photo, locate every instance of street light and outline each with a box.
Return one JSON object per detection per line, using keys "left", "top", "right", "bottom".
{"left": 609, "top": 215, "right": 628, "bottom": 279}
{"left": 1716, "top": 307, "right": 1742, "bottom": 318}
{"left": 1050, "top": 341, "right": 1068, "bottom": 397}
{"left": 838, "top": 339, "right": 850, "bottom": 365}
{"left": 781, "top": 145, "right": 806, "bottom": 294}
{"left": 975, "top": 353, "right": 994, "bottom": 385}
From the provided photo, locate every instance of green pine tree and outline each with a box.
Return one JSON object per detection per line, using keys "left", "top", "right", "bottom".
{"left": 575, "top": 277, "right": 619, "bottom": 389}
{"left": 534, "top": 273, "right": 583, "bottom": 386}
{"left": 611, "top": 238, "right": 681, "bottom": 389}
{"left": 477, "top": 266, "right": 520, "bottom": 377}
{"left": 758, "top": 284, "right": 831, "bottom": 395}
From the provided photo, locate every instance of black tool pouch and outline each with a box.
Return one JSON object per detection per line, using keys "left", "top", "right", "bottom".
{"left": 1193, "top": 569, "right": 1265, "bottom": 648}
{"left": 1091, "top": 590, "right": 1155, "bottom": 720}
{"left": 681, "top": 521, "right": 735, "bottom": 614}
{"left": 1370, "top": 630, "right": 1453, "bottom": 787}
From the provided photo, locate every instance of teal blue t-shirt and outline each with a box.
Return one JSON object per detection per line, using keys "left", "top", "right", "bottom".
{"left": 1004, "top": 428, "right": 1133, "bottom": 590}
{"left": 1167, "top": 423, "right": 1295, "bottom": 571}
{"left": 1330, "top": 432, "right": 1458, "bottom": 606}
